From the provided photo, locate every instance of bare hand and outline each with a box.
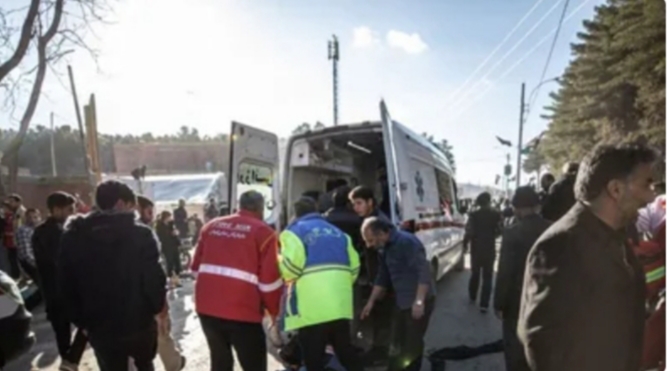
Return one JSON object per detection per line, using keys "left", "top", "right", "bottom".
{"left": 412, "top": 302, "right": 424, "bottom": 320}
{"left": 361, "top": 302, "right": 374, "bottom": 320}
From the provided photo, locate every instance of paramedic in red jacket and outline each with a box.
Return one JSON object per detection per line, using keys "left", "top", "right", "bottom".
{"left": 191, "top": 190, "right": 282, "bottom": 371}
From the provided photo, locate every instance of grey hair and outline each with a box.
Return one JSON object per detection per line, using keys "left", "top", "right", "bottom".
{"left": 361, "top": 216, "right": 394, "bottom": 234}
{"left": 239, "top": 191, "right": 265, "bottom": 212}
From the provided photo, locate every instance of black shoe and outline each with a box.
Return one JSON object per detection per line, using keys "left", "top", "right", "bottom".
{"left": 480, "top": 307, "right": 488, "bottom": 314}
{"left": 180, "top": 356, "right": 186, "bottom": 370}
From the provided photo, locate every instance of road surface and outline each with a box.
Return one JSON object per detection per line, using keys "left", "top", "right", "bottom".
{"left": 6, "top": 254, "right": 505, "bottom": 371}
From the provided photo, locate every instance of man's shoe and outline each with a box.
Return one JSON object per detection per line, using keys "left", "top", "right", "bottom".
{"left": 180, "top": 356, "right": 186, "bottom": 370}
{"left": 480, "top": 307, "right": 488, "bottom": 314}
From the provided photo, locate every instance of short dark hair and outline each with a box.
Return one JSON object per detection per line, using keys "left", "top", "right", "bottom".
{"left": 137, "top": 195, "right": 154, "bottom": 210}
{"left": 25, "top": 207, "right": 38, "bottom": 215}
{"left": 293, "top": 197, "right": 317, "bottom": 218}
{"left": 46, "top": 191, "right": 76, "bottom": 211}
{"left": 512, "top": 186, "right": 540, "bottom": 208}
{"left": 575, "top": 143, "right": 658, "bottom": 202}
{"left": 7, "top": 194, "right": 21, "bottom": 203}
{"left": 332, "top": 186, "right": 351, "bottom": 208}
{"left": 476, "top": 192, "right": 492, "bottom": 207}
{"left": 564, "top": 162, "right": 580, "bottom": 175}
{"left": 362, "top": 216, "right": 394, "bottom": 234}
{"left": 95, "top": 180, "right": 136, "bottom": 210}
{"left": 239, "top": 191, "right": 264, "bottom": 213}
{"left": 541, "top": 173, "right": 555, "bottom": 183}
{"left": 160, "top": 210, "right": 171, "bottom": 221}
{"left": 349, "top": 186, "right": 375, "bottom": 203}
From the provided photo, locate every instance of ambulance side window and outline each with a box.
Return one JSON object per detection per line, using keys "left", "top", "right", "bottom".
{"left": 237, "top": 162, "right": 275, "bottom": 219}
{"left": 434, "top": 169, "right": 456, "bottom": 216}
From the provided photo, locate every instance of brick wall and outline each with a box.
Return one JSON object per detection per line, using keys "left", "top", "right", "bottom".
{"left": 15, "top": 176, "right": 93, "bottom": 213}
{"left": 113, "top": 142, "right": 229, "bottom": 175}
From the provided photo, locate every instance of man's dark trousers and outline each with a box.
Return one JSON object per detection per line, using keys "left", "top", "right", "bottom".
{"left": 48, "top": 306, "right": 87, "bottom": 364}
{"left": 88, "top": 325, "right": 158, "bottom": 371}
{"left": 388, "top": 298, "right": 434, "bottom": 371}
{"left": 298, "top": 319, "right": 362, "bottom": 371}
{"left": 502, "top": 318, "right": 530, "bottom": 371}
{"left": 199, "top": 314, "right": 266, "bottom": 371}
{"left": 468, "top": 253, "right": 494, "bottom": 309}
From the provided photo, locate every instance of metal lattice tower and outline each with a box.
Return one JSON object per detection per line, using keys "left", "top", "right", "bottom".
{"left": 328, "top": 35, "right": 340, "bottom": 126}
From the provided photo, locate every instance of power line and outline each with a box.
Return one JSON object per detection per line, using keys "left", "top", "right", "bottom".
{"left": 446, "top": 0, "right": 566, "bottom": 111}
{"left": 447, "top": 0, "right": 549, "bottom": 101}
{"left": 448, "top": 0, "right": 592, "bottom": 121}
{"left": 526, "top": 0, "right": 571, "bottom": 122}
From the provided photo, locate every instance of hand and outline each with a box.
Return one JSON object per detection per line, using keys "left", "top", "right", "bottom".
{"left": 360, "top": 301, "right": 374, "bottom": 320}
{"left": 495, "top": 310, "right": 503, "bottom": 320}
{"left": 412, "top": 302, "right": 424, "bottom": 320}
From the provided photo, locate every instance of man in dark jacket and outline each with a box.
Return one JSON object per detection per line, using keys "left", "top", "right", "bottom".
{"left": 349, "top": 185, "right": 391, "bottom": 223}
{"left": 173, "top": 198, "right": 188, "bottom": 239}
{"left": 518, "top": 143, "right": 657, "bottom": 371}
{"left": 493, "top": 187, "right": 551, "bottom": 371}
{"left": 58, "top": 180, "right": 166, "bottom": 371}
{"left": 464, "top": 192, "right": 502, "bottom": 312}
{"left": 360, "top": 217, "right": 436, "bottom": 371}
{"left": 32, "top": 192, "right": 87, "bottom": 371}
{"left": 538, "top": 173, "right": 555, "bottom": 205}
{"left": 541, "top": 162, "right": 578, "bottom": 222}
{"left": 325, "top": 186, "right": 362, "bottom": 249}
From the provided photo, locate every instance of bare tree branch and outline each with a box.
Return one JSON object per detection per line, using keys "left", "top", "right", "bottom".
{"left": 0, "top": 0, "right": 40, "bottom": 83}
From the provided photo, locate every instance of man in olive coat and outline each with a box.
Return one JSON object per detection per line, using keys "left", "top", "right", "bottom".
{"left": 518, "top": 143, "right": 657, "bottom": 371}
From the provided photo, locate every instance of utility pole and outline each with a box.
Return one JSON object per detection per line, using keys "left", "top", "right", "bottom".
{"left": 50, "top": 112, "right": 57, "bottom": 177}
{"left": 328, "top": 35, "right": 340, "bottom": 126}
{"left": 516, "top": 82, "right": 526, "bottom": 189}
{"left": 67, "top": 65, "right": 92, "bottom": 182}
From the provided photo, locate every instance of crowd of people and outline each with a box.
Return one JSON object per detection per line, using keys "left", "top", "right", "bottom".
{"left": 0, "top": 141, "right": 664, "bottom": 371}
{"left": 465, "top": 143, "right": 665, "bottom": 371}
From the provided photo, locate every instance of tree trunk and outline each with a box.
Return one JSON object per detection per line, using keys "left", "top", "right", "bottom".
{"left": 1, "top": 0, "right": 64, "bottom": 192}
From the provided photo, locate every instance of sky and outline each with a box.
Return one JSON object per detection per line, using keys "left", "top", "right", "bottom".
{"left": 1, "top": 0, "right": 603, "bottom": 186}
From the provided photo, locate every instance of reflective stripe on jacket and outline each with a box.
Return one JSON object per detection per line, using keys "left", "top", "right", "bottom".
{"left": 279, "top": 213, "right": 359, "bottom": 331}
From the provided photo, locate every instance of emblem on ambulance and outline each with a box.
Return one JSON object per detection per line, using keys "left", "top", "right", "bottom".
{"left": 415, "top": 171, "right": 424, "bottom": 202}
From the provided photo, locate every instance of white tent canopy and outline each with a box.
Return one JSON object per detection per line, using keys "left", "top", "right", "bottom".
{"left": 103, "top": 172, "right": 228, "bottom": 215}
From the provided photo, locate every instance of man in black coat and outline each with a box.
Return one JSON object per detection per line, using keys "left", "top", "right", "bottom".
{"left": 464, "top": 192, "right": 502, "bottom": 312}
{"left": 324, "top": 186, "right": 362, "bottom": 249}
{"left": 493, "top": 187, "right": 551, "bottom": 371}
{"left": 541, "top": 163, "right": 578, "bottom": 222}
{"left": 58, "top": 181, "right": 166, "bottom": 371}
{"left": 32, "top": 192, "right": 87, "bottom": 371}
{"left": 518, "top": 144, "right": 656, "bottom": 371}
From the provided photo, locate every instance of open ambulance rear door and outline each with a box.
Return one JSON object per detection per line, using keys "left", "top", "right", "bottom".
{"left": 228, "top": 121, "right": 281, "bottom": 229}
{"left": 379, "top": 100, "right": 409, "bottom": 224}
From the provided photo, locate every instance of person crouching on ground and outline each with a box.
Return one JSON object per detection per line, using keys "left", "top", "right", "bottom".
{"left": 58, "top": 180, "right": 166, "bottom": 371}
{"left": 360, "top": 217, "right": 436, "bottom": 371}
{"left": 279, "top": 197, "right": 362, "bottom": 371}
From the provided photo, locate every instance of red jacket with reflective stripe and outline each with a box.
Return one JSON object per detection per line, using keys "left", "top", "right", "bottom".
{"left": 191, "top": 210, "right": 282, "bottom": 323}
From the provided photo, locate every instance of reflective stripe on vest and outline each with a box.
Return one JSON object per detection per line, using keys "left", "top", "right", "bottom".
{"left": 199, "top": 263, "right": 282, "bottom": 292}
{"left": 646, "top": 266, "right": 666, "bottom": 284}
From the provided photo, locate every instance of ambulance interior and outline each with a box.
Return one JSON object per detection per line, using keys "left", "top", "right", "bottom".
{"left": 283, "top": 125, "right": 390, "bottom": 224}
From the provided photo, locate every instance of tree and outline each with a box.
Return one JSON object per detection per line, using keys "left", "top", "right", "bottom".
{"left": 0, "top": 0, "right": 113, "bottom": 193}
{"left": 522, "top": 147, "right": 547, "bottom": 174}
{"left": 540, "top": 0, "right": 665, "bottom": 172}
{"left": 292, "top": 123, "right": 311, "bottom": 135}
{"left": 421, "top": 132, "right": 457, "bottom": 174}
